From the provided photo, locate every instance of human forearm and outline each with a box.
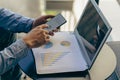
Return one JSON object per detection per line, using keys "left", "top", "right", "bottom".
{"left": 0, "top": 39, "right": 29, "bottom": 75}
{"left": 0, "top": 24, "right": 50, "bottom": 75}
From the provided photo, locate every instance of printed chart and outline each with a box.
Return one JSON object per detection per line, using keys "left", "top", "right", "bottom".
{"left": 60, "top": 41, "right": 71, "bottom": 47}
{"left": 39, "top": 41, "right": 71, "bottom": 67}
{"left": 41, "top": 42, "right": 53, "bottom": 49}
{"left": 40, "top": 52, "right": 69, "bottom": 67}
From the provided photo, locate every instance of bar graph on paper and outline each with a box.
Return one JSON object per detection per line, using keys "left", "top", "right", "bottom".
{"left": 39, "top": 40, "right": 71, "bottom": 67}
{"left": 40, "top": 52, "right": 69, "bottom": 67}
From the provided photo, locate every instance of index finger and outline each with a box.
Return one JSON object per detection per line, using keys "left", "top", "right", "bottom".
{"left": 44, "top": 15, "right": 55, "bottom": 19}
{"left": 38, "top": 24, "right": 48, "bottom": 29}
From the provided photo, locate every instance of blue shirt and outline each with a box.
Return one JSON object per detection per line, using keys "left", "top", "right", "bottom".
{"left": 0, "top": 8, "right": 33, "bottom": 33}
{"left": 0, "top": 8, "right": 34, "bottom": 75}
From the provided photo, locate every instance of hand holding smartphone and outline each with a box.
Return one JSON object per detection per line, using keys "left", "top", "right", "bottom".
{"left": 45, "top": 13, "right": 67, "bottom": 31}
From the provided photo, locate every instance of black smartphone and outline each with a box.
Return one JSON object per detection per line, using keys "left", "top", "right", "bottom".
{"left": 46, "top": 13, "right": 67, "bottom": 31}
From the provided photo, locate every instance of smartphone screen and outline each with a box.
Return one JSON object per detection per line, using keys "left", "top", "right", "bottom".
{"left": 46, "top": 13, "right": 67, "bottom": 31}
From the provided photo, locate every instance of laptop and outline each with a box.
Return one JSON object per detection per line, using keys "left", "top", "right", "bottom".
{"left": 32, "top": 0, "right": 112, "bottom": 77}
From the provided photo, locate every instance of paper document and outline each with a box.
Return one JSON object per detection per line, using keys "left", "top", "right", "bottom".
{"left": 32, "top": 32, "right": 88, "bottom": 74}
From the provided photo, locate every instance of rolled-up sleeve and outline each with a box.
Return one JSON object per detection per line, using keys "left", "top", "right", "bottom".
{"left": 0, "top": 8, "right": 34, "bottom": 33}
{"left": 0, "top": 39, "right": 30, "bottom": 75}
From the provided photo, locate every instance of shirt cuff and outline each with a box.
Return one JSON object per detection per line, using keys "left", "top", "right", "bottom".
{"left": 23, "top": 18, "right": 34, "bottom": 33}
{"left": 6, "top": 39, "right": 30, "bottom": 60}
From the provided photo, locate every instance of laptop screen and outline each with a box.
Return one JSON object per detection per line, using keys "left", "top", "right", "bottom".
{"left": 76, "top": 0, "right": 112, "bottom": 67}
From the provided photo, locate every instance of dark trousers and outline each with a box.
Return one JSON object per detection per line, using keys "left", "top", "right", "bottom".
{"left": 1, "top": 65, "right": 22, "bottom": 80}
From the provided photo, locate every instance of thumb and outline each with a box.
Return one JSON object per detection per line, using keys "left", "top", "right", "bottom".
{"left": 39, "top": 24, "right": 48, "bottom": 29}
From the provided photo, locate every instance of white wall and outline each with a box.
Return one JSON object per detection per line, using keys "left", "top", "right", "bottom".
{"left": 73, "top": 0, "right": 88, "bottom": 21}
{"left": 0, "top": 0, "right": 41, "bottom": 18}
{"left": 99, "top": 0, "right": 120, "bottom": 41}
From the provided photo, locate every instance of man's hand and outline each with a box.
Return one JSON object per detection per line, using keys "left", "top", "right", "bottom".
{"left": 32, "top": 15, "right": 59, "bottom": 36}
{"left": 32, "top": 15, "right": 54, "bottom": 28}
{"left": 23, "top": 24, "right": 50, "bottom": 48}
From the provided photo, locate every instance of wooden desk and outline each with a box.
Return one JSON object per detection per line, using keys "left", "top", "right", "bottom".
{"left": 19, "top": 44, "right": 116, "bottom": 80}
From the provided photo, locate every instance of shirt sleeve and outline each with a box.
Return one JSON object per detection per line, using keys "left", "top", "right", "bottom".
{"left": 0, "top": 39, "right": 30, "bottom": 75}
{"left": 0, "top": 8, "right": 34, "bottom": 33}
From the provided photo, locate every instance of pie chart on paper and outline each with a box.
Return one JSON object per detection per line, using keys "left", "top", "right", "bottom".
{"left": 60, "top": 41, "right": 71, "bottom": 47}
{"left": 42, "top": 42, "right": 53, "bottom": 49}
